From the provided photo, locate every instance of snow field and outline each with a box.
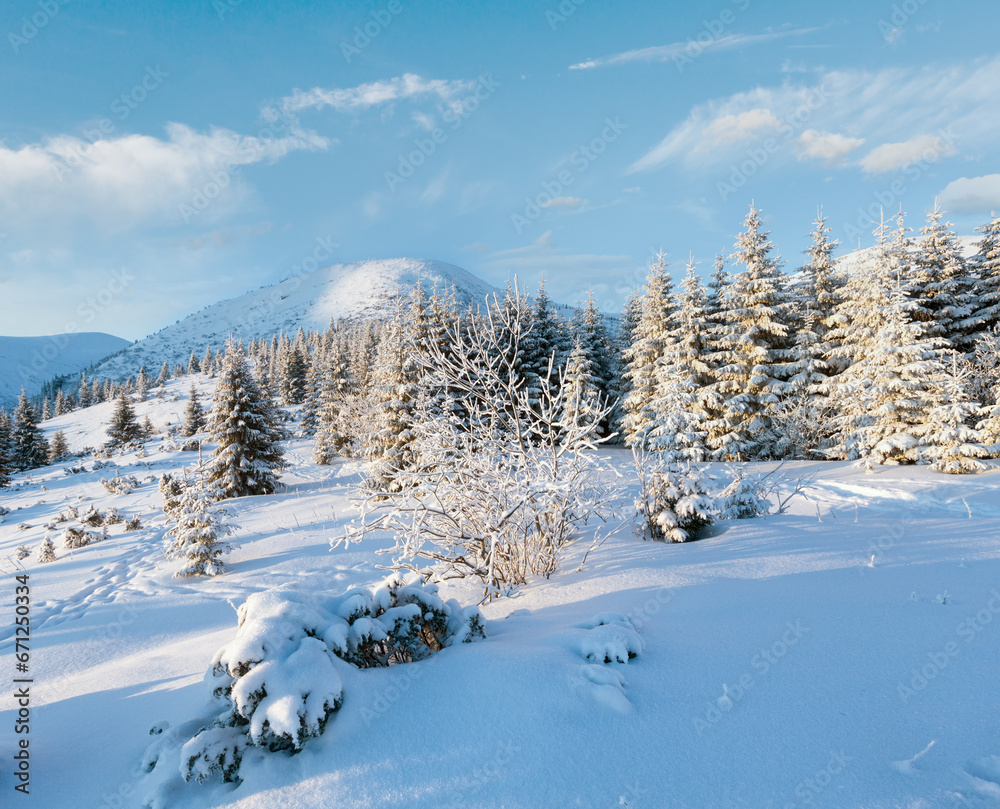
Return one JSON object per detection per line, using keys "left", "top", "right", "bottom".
{"left": 0, "top": 386, "right": 997, "bottom": 807}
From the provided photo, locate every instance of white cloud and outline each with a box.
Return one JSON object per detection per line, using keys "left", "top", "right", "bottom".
{"left": 569, "top": 29, "right": 817, "bottom": 70}
{"left": 940, "top": 174, "right": 1000, "bottom": 213}
{"left": 629, "top": 57, "right": 1000, "bottom": 174}
{"left": 859, "top": 133, "right": 956, "bottom": 173}
{"left": 278, "top": 74, "right": 475, "bottom": 116}
{"left": 539, "top": 196, "right": 584, "bottom": 210}
{"left": 0, "top": 123, "right": 328, "bottom": 229}
{"left": 797, "top": 129, "right": 864, "bottom": 162}
{"left": 705, "top": 108, "right": 781, "bottom": 144}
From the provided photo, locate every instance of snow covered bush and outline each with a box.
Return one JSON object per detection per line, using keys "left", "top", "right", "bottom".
{"left": 15, "top": 545, "right": 30, "bottom": 561}
{"left": 37, "top": 536, "right": 56, "bottom": 563}
{"left": 634, "top": 449, "right": 714, "bottom": 542}
{"left": 62, "top": 526, "right": 105, "bottom": 549}
{"left": 338, "top": 298, "right": 615, "bottom": 600}
{"left": 164, "top": 483, "right": 237, "bottom": 577}
{"left": 100, "top": 474, "right": 140, "bottom": 495}
{"left": 144, "top": 574, "right": 483, "bottom": 788}
{"left": 716, "top": 466, "right": 772, "bottom": 519}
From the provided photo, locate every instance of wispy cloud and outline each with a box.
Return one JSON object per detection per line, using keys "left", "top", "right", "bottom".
{"left": 797, "top": 130, "right": 865, "bottom": 163}
{"left": 859, "top": 133, "right": 955, "bottom": 173}
{"left": 569, "top": 28, "right": 818, "bottom": 70}
{"left": 539, "top": 196, "right": 584, "bottom": 210}
{"left": 628, "top": 57, "right": 1000, "bottom": 174}
{"left": 275, "top": 74, "right": 476, "bottom": 116}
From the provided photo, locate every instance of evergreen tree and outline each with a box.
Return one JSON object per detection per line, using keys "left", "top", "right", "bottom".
{"left": 10, "top": 390, "right": 49, "bottom": 470}
{"left": 48, "top": 430, "right": 69, "bottom": 464}
{"left": 54, "top": 388, "right": 67, "bottom": 416}
{"left": 908, "top": 203, "right": 974, "bottom": 353}
{"left": 164, "top": 482, "right": 236, "bottom": 577}
{"left": 622, "top": 252, "right": 675, "bottom": 447}
{"left": 78, "top": 373, "right": 91, "bottom": 407}
{"left": 105, "top": 391, "right": 140, "bottom": 449}
{"left": 155, "top": 361, "right": 171, "bottom": 388}
{"left": 135, "top": 366, "right": 150, "bottom": 402}
{"left": 923, "top": 353, "right": 991, "bottom": 473}
{"left": 188, "top": 351, "right": 200, "bottom": 375}
{"left": 366, "top": 309, "right": 422, "bottom": 490}
{"left": 41, "top": 397, "right": 51, "bottom": 421}
{"left": 707, "top": 205, "right": 796, "bottom": 461}
{"left": 201, "top": 344, "right": 214, "bottom": 377}
{"left": 207, "top": 339, "right": 286, "bottom": 499}
{"left": 37, "top": 535, "right": 57, "bottom": 563}
{"left": 560, "top": 336, "right": 603, "bottom": 433}
{"left": 0, "top": 410, "right": 11, "bottom": 487}
{"left": 968, "top": 214, "right": 1000, "bottom": 338}
{"left": 314, "top": 339, "right": 352, "bottom": 464}
{"left": 182, "top": 385, "right": 206, "bottom": 436}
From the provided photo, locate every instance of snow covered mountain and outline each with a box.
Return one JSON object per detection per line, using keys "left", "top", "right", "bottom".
{"left": 0, "top": 332, "right": 131, "bottom": 407}
{"left": 89, "top": 258, "right": 505, "bottom": 380}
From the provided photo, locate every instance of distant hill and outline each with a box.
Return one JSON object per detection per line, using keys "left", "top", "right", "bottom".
{"left": 0, "top": 332, "right": 131, "bottom": 407}
{"left": 88, "top": 258, "right": 524, "bottom": 380}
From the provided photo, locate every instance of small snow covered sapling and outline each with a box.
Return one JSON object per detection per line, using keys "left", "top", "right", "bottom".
{"left": 37, "top": 535, "right": 57, "bottom": 563}
{"left": 634, "top": 449, "right": 714, "bottom": 542}
{"left": 716, "top": 465, "right": 771, "bottom": 519}
{"left": 164, "top": 483, "right": 237, "bottom": 577}
{"left": 15, "top": 545, "right": 30, "bottom": 561}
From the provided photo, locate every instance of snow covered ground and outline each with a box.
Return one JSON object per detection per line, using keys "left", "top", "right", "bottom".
{"left": 1, "top": 376, "right": 999, "bottom": 808}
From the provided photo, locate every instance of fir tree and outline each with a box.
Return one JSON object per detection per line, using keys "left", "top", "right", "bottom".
{"left": 182, "top": 385, "right": 206, "bottom": 436}
{"left": 969, "top": 214, "right": 1000, "bottom": 338}
{"left": 78, "top": 373, "right": 90, "bottom": 408}
{"left": 54, "top": 388, "right": 67, "bottom": 415}
{"left": 48, "top": 430, "right": 69, "bottom": 464}
{"left": 0, "top": 410, "right": 11, "bottom": 487}
{"left": 10, "top": 390, "right": 49, "bottom": 470}
{"left": 135, "top": 366, "right": 150, "bottom": 402}
{"left": 164, "top": 482, "right": 236, "bottom": 577}
{"left": 560, "top": 336, "right": 603, "bottom": 433}
{"left": 908, "top": 203, "right": 974, "bottom": 353}
{"left": 37, "top": 535, "right": 57, "bottom": 563}
{"left": 314, "top": 340, "right": 352, "bottom": 464}
{"left": 622, "top": 252, "right": 675, "bottom": 447}
{"left": 106, "top": 391, "right": 141, "bottom": 449}
{"left": 188, "top": 351, "right": 201, "bottom": 375}
{"left": 708, "top": 205, "right": 796, "bottom": 461}
{"left": 207, "top": 339, "right": 286, "bottom": 499}
{"left": 41, "top": 397, "right": 51, "bottom": 421}
{"left": 155, "top": 361, "right": 171, "bottom": 388}
{"left": 923, "top": 353, "right": 991, "bottom": 473}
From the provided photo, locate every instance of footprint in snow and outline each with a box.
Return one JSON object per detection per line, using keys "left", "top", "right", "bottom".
{"left": 567, "top": 613, "right": 643, "bottom": 712}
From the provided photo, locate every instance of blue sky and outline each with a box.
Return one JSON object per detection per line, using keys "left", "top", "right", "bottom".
{"left": 1, "top": 0, "right": 998, "bottom": 340}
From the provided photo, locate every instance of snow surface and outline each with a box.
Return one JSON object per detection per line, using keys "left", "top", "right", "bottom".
{"left": 88, "top": 259, "right": 504, "bottom": 381}
{"left": 1, "top": 377, "right": 999, "bottom": 808}
{"left": 0, "top": 332, "right": 131, "bottom": 407}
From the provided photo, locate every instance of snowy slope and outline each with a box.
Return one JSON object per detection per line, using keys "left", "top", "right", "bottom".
{"left": 0, "top": 380, "right": 998, "bottom": 809}
{"left": 0, "top": 332, "right": 131, "bottom": 407}
{"left": 89, "top": 259, "right": 503, "bottom": 380}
